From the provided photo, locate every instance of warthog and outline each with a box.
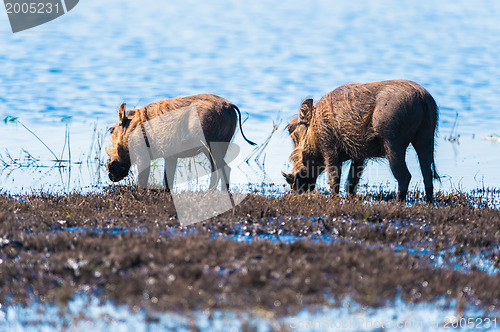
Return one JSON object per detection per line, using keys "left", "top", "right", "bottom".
{"left": 282, "top": 80, "right": 439, "bottom": 202}
{"left": 107, "top": 94, "right": 256, "bottom": 190}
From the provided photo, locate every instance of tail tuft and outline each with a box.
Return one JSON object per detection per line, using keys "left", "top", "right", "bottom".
{"left": 432, "top": 161, "right": 440, "bottom": 182}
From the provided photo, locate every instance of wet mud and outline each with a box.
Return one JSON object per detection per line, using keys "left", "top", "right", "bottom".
{"left": 0, "top": 187, "right": 499, "bottom": 317}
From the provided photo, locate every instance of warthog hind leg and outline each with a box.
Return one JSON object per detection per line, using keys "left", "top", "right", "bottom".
{"left": 220, "top": 163, "right": 231, "bottom": 192}
{"left": 206, "top": 150, "right": 219, "bottom": 190}
{"left": 207, "top": 143, "right": 230, "bottom": 191}
{"left": 386, "top": 143, "right": 411, "bottom": 202}
{"left": 413, "top": 141, "right": 435, "bottom": 203}
{"left": 164, "top": 157, "right": 177, "bottom": 193}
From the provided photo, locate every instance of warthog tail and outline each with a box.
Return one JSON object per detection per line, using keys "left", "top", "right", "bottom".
{"left": 424, "top": 94, "right": 440, "bottom": 182}
{"left": 232, "top": 105, "right": 257, "bottom": 146}
{"left": 432, "top": 160, "right": 440, "bottom": 181}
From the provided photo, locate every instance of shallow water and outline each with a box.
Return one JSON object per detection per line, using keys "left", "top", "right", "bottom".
{"left": 1, "top": 293, "right": 495, "bottom": 332}
{"left": 2, "top": 0, "right": 500, "bottom": 193}
{"left": 2, "top": 263, "right": 495, "bottom": 332}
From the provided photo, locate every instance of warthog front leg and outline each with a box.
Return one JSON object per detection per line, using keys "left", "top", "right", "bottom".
{"left": 346, "top": 159, "right": 365, "bottom": 196}
{"left": 137, "top": 161, "right": 150, "bottom": 188}
{"left": 325, "top": 155, "right": 342, "bottom": 196}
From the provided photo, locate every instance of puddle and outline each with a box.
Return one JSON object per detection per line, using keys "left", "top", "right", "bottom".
{"left": 18, "top": 214, "right": 500, "bottom": 276}
{"left": 207, "top": 216, "right": 500, "bottom": 275}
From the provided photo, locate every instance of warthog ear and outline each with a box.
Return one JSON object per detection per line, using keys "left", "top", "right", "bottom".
{"left": 118, "top": 103, "right": 126, "bottom": 124}
{"left": 299, "top": 99, "right": 313, "bottom": 124}
{"left": 281, "top": 170, "right": 295, "bottom": 185}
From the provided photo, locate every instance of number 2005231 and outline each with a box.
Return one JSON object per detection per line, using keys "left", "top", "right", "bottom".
{"left": 444, "top": 317, "right": 498, "bottom": 329}
{"left": 5, "top": 2, "right": 61, "bottom": 14}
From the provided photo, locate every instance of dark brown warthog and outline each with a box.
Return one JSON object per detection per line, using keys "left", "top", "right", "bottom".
{"left": 282, "top": 80, "right": 439, "bottom": 202}
{"left": 107, "top": 94, "right": 256, "bottom": 190}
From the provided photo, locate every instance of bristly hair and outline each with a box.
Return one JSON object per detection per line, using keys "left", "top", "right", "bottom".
{"left": 106, "top": 122, "right": 127, "bottom": 160}
{"left": 289, "top": 145, "right": 305, "bottom": 169}
{"left": 287, "top": 119, "right": 321, "bottom": 172}
{"left": 286, "top": 116, "right": 299, "bottom": 135}
{"left": 106, "top": 107, "right": 143, "bottom": 160}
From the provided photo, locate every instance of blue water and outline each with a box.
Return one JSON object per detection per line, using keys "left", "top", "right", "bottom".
{"left": 1, "top": 294, "right": 493, "bottom": 332}
{"left": 1, "top": 0, "right": 500, "bottom": 193}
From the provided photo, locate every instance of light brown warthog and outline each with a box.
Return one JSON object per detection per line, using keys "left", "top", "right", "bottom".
{"left": 282, "top": 80, "right": 439, "bottom": 202}
{"left": 107, "top": 94, "right": 256, "bottom": 190}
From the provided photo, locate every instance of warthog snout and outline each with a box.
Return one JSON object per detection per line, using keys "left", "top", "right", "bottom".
{"left": 281, "top": 170, "right": 317, "bottom": 193}
{"left": 108, "top": 159, "right": 131, "bottom": 182}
